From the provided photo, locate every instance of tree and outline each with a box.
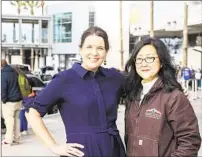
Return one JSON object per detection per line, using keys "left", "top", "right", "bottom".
{"left": 150, "top": 0, "right": 154, "bottom": 37}
{"left": 10, "top": 0, "right": 27, "bottom": 15}
{"left": 120, "top": 0, "right": 124, "bottom": 70}
{"left": 25, "top": 1, "right": 40, "bottom": 15}
{"left": 40, "top": 0, "right": 45, "bottom": 15}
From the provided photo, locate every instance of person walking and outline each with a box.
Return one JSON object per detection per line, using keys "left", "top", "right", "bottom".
{"left": 20, "top": 91, "right": 36, "bottom": 135}
{"left": 24, "top": 26, "right": 126, "bottom": 157}
{"left": 1, "top": 59, "right": 22, "bottom": 146}
{"left": 124, "top": 37, "right": 201, "bottom": 157}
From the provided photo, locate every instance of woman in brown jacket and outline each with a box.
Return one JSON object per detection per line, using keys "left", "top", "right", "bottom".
{"left": 124, "top": 37, "right": 201, "bottom": 157}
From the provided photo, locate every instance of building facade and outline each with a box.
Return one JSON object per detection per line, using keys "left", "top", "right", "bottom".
{"left": 46, "top": 2, "right": 96, "bottom": 71}
{"left": 1, "top": 14, "right": 53, "bottom": 71}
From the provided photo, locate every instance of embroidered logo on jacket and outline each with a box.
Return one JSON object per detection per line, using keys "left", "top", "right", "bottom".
{"left": 145, "top": 108, "right": 161, "bottom": 119}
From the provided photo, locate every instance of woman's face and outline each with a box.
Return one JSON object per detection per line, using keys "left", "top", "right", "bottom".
{"left": 135, "top": 44, "right": 161, "bottom": 82}
{"left": 80, "top": 35, "right": 107, "bottom": 72}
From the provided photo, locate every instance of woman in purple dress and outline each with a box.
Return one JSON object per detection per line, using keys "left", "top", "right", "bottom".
{"left": 25, "top": 26, "right": 126, "bottom": 157}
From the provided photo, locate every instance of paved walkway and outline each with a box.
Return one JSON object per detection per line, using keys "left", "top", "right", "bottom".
{"left": 2, "top": 91, "right": 202, "bottom": 156}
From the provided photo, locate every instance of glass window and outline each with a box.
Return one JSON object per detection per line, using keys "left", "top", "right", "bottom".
{"left": 2, "top": 22, "right": 19, "bottom": 43}
{"left": 53, "top": 12, "right": 72, "bottom": 43}
{"left": 28, "top": 76, "right": 45, "bottom": 87}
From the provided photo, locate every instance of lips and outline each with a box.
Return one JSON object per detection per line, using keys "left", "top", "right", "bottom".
{"left": 89, "top": 58, "right": 99, "bottom": 62}
{"left": 142, "top": 69, "right": 150, "bottom": 72}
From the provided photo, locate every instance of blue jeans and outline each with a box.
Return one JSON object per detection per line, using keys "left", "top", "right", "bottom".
{"left": 20, "top": 109, "right": 27, "bottom": 132}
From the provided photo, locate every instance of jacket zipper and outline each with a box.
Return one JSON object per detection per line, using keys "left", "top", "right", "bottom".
{"left": 134, "top": 96, "right": 147, "bottom": 155}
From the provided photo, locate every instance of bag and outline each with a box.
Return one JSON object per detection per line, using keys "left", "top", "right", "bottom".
{"left": 182, "top": 68, "right": 191, "bottom": 80}
{"left": 18, "top": 73, "right": 32, "bottom": 97}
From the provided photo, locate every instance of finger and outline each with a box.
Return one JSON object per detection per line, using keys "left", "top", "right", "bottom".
{"left": 69, "top": 146, "right": 84, "bottom": 155}
{"left": 68, "top": 143, "right": 84, "bottom": 148}
{"left": 67, "top": 148, "right": 84, "bottom": 157}
{"left": 66, "top": 153, "right": 77, "bottom": 157}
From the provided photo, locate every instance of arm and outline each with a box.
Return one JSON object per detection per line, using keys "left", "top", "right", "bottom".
{"left": 25, "top": 74, "right": 84, "bottom": 156}
{"left": 25, "top": 74, "right": 64, "bottom": 148}
{"left": 167, "top": 91, "right": 201, "bottom": 157}
{"left": 25, "top": 108, "right": 57, "bottom": 148}
{"left": 1, "top": 74, "right": 8, "bottom": 103}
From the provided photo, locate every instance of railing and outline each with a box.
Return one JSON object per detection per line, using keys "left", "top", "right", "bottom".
{"left": 181, "top": 78, "right": 202, "bottom": 101}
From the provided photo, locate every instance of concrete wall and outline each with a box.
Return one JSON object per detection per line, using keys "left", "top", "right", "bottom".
{"left": 188, "top": 46, "right": 202, "bottom": 69}
{"left": 95, "top": 1, "right": 130, "bottom": 70}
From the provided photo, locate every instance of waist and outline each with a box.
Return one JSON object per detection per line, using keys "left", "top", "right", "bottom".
{"left": 66, "top": 126, "right": 119, "bottom": 136}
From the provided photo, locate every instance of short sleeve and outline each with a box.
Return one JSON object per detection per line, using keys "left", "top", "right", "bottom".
{"left": 24, "top": 74, "right": 65, "bottom": 117}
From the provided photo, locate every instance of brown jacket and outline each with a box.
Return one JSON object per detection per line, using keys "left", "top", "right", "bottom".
{"left": 125, "top": 78, "right": 201, "bottom": 157}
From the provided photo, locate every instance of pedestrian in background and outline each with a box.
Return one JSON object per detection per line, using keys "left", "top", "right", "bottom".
{"left": 20, "top": 91, "right": 36, "bottom": 135}
{"left": 24, "top": 26, "right": 126, "bottom": 157}
{"left": 124, "top": 37, "right": 201, "bottom": 157}
{"left": 1, "top": 59, "right": 22, "bottom": 146}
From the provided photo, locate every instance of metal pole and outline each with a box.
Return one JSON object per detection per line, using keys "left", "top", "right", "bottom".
{"left": 183, "top": 2, "right": 188, "bottom": 67}
{"left": 120, "top": 0, "right": 124, "bottom": 70}
{"left": 150, "top": 0, "right": 154, "bottom": 37}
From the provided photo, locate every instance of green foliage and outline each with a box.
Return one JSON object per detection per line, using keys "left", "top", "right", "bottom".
{"left": 10, "top": 0, "right": 27, "bottom": 14}
{"left": 25, "top": 1, "right": 41, "bottom": 15}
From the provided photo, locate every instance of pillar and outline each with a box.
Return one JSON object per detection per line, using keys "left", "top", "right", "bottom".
{"left": 19, "top": 19, "right": 22, "bottom": 44}
{"left": 31, "top": 48, "right": 34, "bottom": 71}
{"left": 39, "top": 19, "right": 42, "bottom": 43}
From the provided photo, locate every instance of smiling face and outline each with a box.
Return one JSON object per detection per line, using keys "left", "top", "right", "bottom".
{"left": 80, "top": 34, "right": 107, "bottom": 72}
{"left": 135, "top": 44, "right": 161, "bottom": 82}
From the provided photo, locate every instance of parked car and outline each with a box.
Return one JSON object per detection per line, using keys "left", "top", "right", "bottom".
{"left": 26, "top": 74, "right": 58, "bottom": 115}
{"left": 10, "top": 64, "right": 31, "bottom": 74}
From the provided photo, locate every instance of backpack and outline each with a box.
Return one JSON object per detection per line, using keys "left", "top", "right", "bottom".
{"left": 182, "top": 68, "right": 191, "bottom": 81}
{"left": 18, "top": 73, "right": 32, "bottom": 97}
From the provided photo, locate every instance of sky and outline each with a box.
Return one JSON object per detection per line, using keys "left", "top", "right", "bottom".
{"left": 2, "top": 1, "right": 201, "bottom": 35}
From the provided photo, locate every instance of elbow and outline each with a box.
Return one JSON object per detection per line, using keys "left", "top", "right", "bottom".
{"left": 25, "top": 108, "right": 41, "bottom": 120}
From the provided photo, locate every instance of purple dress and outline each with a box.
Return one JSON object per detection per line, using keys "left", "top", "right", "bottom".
{"left": 24, "top": 63, "right": 126, "bottom": 157}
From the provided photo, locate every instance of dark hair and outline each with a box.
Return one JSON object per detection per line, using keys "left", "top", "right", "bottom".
{"left": 124, "top": 36, "right": 183, "bottom": 102}
{"left": 79, "top": 26, "right": 109, "bottom": 51}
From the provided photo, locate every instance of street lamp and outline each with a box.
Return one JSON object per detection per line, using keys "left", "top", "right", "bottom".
{"left": 183, "top": 1, "right": 188, "bottom": 67}
{"left": 120, "top": 0, "right": 124, "bottom": 70}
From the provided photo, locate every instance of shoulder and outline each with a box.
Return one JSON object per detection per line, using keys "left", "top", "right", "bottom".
{"left": 53, "top": 69, "right": 76, "bottom": 78}
{"left": 101, "top": 67, "right": 124, "bottom": 78}
{"left": 166, "top": 89, "right": 190, "bottom": 109}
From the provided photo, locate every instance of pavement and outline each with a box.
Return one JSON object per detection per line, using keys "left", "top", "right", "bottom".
{"left": 1, "top": 91, "right": 202, "bottom": 156}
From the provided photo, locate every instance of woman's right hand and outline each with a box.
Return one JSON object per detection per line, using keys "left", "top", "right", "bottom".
{"left": 49, "top": 143, "right": 85, "bottom": 157}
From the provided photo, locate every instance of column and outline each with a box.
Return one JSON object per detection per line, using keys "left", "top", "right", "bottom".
{"left": 19, "top": 19, "right": 22, "bottom": 44}
{"left": 20, "top": 48, "right": 24, "bottom": 64}
{"left": 48, "top": 18, "right": 53, "bottom": 45}
{"left": 43, "top": 49, "right": 46, "bottom": 66}
{"left": 34, "top": 49, "right": 39, "bottom": 71}
{"left": 39, "top": 48, "right": 44, "bottom": 68}
{"left": 39, "top": 19, "right": 42, "bottom": 44}
{"left": 46, "top": 48, "right": 52, "bottom": 66}
{"left": 31, "top": 48, "right": 34, "bottom": 71}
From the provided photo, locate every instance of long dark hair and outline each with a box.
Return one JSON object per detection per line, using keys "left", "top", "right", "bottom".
{"left": 124, "top": 37, "right": 183, "bottom": 102}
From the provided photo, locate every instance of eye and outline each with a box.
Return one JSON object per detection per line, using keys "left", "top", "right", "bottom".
{"left": 97, "top": 47, "right": 104, "bottom": 50}
{"left": 86, "top": 45, "right": 92, "bottom": 49}
{"left": 147, "top": 57, "right": 154, "bottom": 60}
{"left": 136, "top": 58, "right": 142, "bottom": 61}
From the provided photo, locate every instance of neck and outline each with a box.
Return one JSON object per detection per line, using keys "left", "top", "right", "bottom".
{"left": 142, "top": 76, "right": 158, "bottom": 84}
{"left": 81, "top": 64, "right": 98, "bottom": 72}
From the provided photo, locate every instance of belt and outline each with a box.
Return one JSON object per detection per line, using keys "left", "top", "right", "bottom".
{"left": 67, "top": 127, "right": 119, "bottom": 136}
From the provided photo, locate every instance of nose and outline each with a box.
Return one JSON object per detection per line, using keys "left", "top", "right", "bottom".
{"left": 141, "top": 59, "right": 148, "bottom": 66}
{"left": 91, "top": 48, "right": 98, "bottom": 55}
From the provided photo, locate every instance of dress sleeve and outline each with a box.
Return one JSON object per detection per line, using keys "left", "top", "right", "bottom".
{"left": 24, "top": 74, "right": 65, "bottom": 117}
{"left": 166, "top": 91, "right": 201, "bottom": 157}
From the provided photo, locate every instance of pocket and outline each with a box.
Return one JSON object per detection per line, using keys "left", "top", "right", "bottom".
{"left": 135, "top": 136, "right": 159, "bottom": 157}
